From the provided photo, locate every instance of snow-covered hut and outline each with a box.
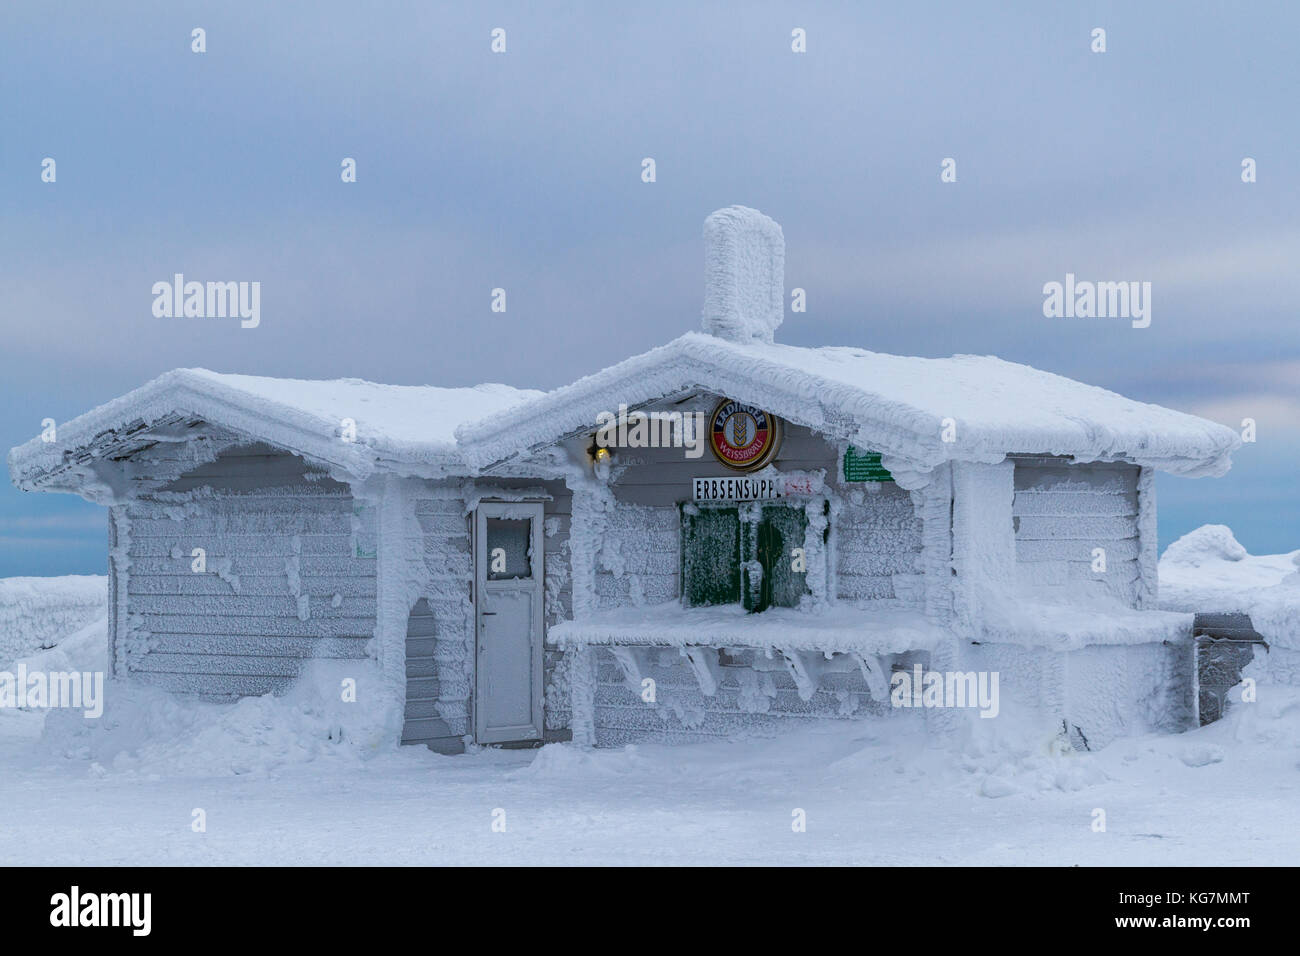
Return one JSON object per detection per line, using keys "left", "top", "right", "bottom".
{"left": 8, "top": 206, "right": 1241, "bottom": 752}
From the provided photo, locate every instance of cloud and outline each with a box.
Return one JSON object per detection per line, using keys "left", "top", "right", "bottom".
{"left": 1178, "top": 394, "right": 1300, "bottom": 438}
{"left": 793, "top": 222, "right": 1300, "bottom": 329}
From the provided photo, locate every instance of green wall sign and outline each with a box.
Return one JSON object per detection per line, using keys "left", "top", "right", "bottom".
{"left": 843, "top": 446, "right": 893, "bottom": 482}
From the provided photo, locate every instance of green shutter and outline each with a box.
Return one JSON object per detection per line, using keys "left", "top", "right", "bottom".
{"left": 844, "top": 446, "right": 893, "bottom": 482}
{"left": 766, "top": 505, "right": 810, "bottom": 609}
{"left": 749, "top": 504, "right": 809, "bottom": 612}
{"left": 682, "top": 503, "right": 810, "bottom": 612}
{"left": 681, "top": 505, "right": 741, "bottom": 607}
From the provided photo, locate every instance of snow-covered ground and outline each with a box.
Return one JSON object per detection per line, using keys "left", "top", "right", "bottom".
{"left": 2, "top": 528, "right": 1299, "bottom": 866}
{"left": 2, "top": 683, "right": 1298, "bottom": 865}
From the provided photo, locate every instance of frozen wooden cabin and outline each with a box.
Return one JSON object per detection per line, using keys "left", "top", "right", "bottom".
{"left": 8, "top": 206, "right": 1241, "bottom": 752}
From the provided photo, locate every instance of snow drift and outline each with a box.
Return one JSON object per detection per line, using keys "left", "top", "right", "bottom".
{"left": 0, "top": 575, "right": 106, "bottom": 664}
{"left": 40, "top": 658, "right": 400, "bottom": 777}
{"left": 0, "top": 574, "right": 401, "bottom": 775}
{"left": 1159, "top": 524, "right": 1300, "bottom": 649}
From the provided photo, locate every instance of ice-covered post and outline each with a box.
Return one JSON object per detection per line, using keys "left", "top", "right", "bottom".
{"left": 702, "top": 205, "right": 785, "bottom": 344}
{"left": 569, "top": 645, "right": 597, "bottom": 747}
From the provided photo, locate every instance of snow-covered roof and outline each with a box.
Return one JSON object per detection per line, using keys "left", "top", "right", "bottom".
{"left": 10, "top": 332, "right": 1241, "bottom": 496}
{"left": 456, "top": 332, "right": 1241, "bottom": 479}
{"left": 8, "top": 368, "right": 542, "bottom": 491}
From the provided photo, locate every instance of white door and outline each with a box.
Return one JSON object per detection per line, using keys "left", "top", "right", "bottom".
{"left": 474, "top": 501, "right": 545, "bottom": 744}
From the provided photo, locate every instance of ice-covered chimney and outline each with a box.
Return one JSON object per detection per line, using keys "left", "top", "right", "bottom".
{"left": 702, "top": 205, "right": 785, "bottom": 344}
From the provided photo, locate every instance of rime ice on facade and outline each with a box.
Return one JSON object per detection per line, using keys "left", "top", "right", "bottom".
{"left": 9, "top": 207, "right": 1244, "bottom": 753}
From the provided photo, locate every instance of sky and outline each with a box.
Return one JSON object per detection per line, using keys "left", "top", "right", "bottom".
{"left": 1, "top": 1, "right": 1297, "bottom": 576}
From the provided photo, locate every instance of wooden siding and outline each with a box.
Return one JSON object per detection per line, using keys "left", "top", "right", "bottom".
{"left": 120, "top": 443, "right": 375, "bottom": 698}
{"left": 401, "top": 596, "right": 461, "bottom": 750}
{"left": 833, "top": 482, "right": 924, "bottom": 601}
{"left": 1012, "top": 460, "right": 1142, "bottom": 607}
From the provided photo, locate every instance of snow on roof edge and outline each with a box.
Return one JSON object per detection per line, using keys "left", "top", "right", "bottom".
{"left": 455, "top": 332, "right": 1241, "bottom": 478}
{"left": 10, "top": 335, "right": 1242, "bottom": 495}
{"left": 8, "top": 368, "right": 542, "bottom": 492}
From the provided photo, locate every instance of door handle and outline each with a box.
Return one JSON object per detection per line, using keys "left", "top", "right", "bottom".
{"left": 481, "top": 611, "right": 496, "bottom": 616}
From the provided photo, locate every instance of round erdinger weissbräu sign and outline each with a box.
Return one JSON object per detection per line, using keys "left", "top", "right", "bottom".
{"left": 708, "top": 399, "right": 782, "bottom": 471}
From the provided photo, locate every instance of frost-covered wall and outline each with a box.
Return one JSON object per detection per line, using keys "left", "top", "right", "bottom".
{"left": 1012, "top": 459, "right": 1142, "bottom": 607}
{"left": 940, "top": 458, "right": 1188, "bottom": 746}
{"left": 587, "top": 646, "right": 928, "bottom": 746}
{"left": 835, "top": 482, "right": 924, "bottom": 603}
{"left": 401, "top": 477, "right": 572, "bottom": 752}
{"left": 962, "top": 639, "right": 1194, "bottom": 748}
{"left": 951, "top": 460, "right": 1016, "bottom": 629}
{"left": 1063, "top": 641, "right": 1194, "bottom": 742}
{"left": 540, "top": 486, "right": 575, "bottom": 736}
{"left": 591, "top": 504, "right": 679, "bottom": 609}
{"left": 117, "top": 443, "right": 376, "bottom": 697}
{"left": 400, "top": 484, "right": 472, "bottom": 749}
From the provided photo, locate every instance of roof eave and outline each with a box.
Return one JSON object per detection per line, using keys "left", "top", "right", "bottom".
{"left": 7, "top": 378, "right": 379, "bottom": 496}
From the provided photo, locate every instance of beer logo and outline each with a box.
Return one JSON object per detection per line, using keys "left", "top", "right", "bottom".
{"left": 708, "top": 399, "right": 782, "bottom": 471}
